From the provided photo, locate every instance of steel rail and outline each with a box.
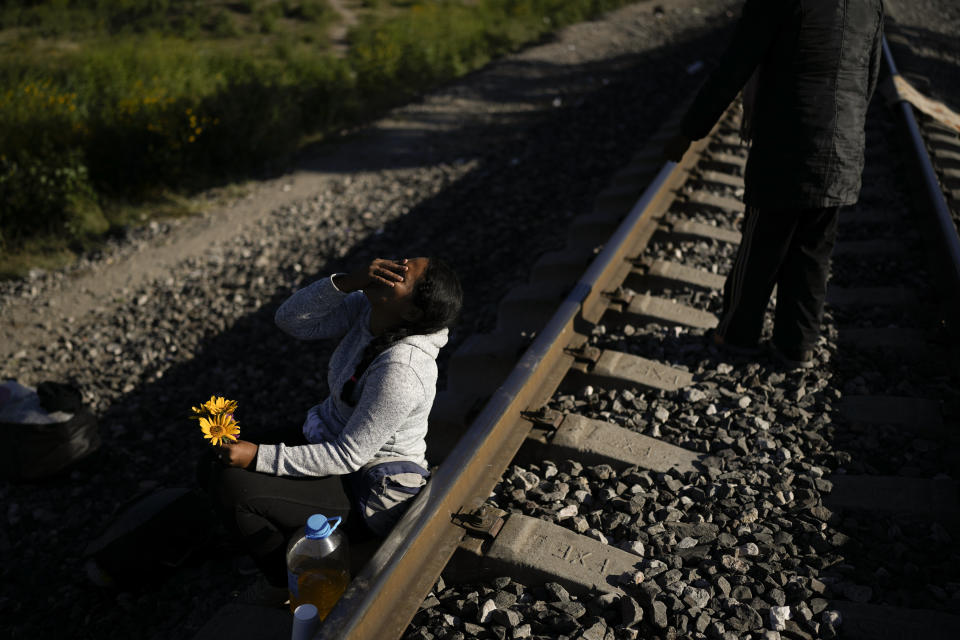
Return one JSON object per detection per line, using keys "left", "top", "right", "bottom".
{"left": 318, "top": 129, "right": 717, "bottom": 639}
{"left": 882, "top": 36, "right": 960, "bottom": 328}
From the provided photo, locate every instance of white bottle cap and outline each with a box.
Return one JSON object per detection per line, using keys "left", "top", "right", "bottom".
{"left": 291, "top": 604, "right": 320, "bottom": 640}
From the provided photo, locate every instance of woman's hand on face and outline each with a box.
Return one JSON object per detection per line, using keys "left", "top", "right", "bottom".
{"left": 218, "top": 440, "right": 258, "bottom": 469}
{"left": 335, "top": 258, "right": 408, "bottom": 292}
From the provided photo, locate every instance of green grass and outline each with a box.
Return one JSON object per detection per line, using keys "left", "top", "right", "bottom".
{"left": 0, "top": 0, "right": 636, "bottom": 278}
{"left": 0, "top": 191, "right": 201, "bottom": 280}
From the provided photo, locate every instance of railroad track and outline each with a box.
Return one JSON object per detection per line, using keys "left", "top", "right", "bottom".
{"left": 310, "top": 38, "right": 960, "bottom": 640}
{"left": 199, "top": 37, "right": 960, "bottom": 640}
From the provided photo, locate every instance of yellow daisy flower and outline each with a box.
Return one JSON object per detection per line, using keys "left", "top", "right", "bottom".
{"left": 199, "top": 395, "right": 238, "bottom": 416}
{"left": 199, "top": 413, "right": 240, "bottom": 446}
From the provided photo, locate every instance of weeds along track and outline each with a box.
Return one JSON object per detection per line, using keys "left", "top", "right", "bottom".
{"left": 280, "top": 39, "right": 960, "bottom": 640}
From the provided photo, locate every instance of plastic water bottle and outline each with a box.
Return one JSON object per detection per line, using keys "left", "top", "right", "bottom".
{"left": 286, "top": 514, "right": 350, "bottom": 617}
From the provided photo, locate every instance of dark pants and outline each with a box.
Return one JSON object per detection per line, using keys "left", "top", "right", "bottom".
{"left": 197, "top": 427, "right": 372, "bottom": 587}
{"left": 716, "top": 205, "right": 840, "bottom": 353}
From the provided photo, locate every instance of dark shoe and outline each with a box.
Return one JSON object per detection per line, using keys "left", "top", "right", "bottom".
{"left": 706, "top": 328, "right": 761, "bottom": 356}
{"left": 772, "top": 344, "right": 815, "bottom": 370}
{"left": 234, "top": 554, "right": 259, "bottom": 577}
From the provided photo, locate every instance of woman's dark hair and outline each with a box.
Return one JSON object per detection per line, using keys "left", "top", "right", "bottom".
{"left": 341, "top": 257, "right": 462, "bottom": 404}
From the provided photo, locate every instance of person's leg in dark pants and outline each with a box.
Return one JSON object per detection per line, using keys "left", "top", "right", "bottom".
{"left": 197, "top": 425, "right": 356, "bottom": 588}
{"left": 209, "top": 467, "right": 353, "bottom": 586}
{"left": 716, "top": 206, "right": 802, "bottom": 347}
{"left": 772, "top": 205, "right": 841, "bottom": 356}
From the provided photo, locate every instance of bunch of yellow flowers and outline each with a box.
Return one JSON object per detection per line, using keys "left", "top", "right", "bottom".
{"left": 191, "top": 396, "right": 240, "bottom": 446}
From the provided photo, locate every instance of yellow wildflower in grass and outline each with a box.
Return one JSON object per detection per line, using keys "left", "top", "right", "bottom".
{"left": 199, "top": 412, "right": 240, "bottom": 446}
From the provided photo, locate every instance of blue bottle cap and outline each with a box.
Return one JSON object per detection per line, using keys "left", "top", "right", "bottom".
{"left": 294, "top": 603, "right": 319, "bottom": 621}
{"left": 305, "top": 514, "right": 342, "bottom": 539}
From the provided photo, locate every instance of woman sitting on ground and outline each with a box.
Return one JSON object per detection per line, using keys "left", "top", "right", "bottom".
{"left": 201, "top": 256, "right": 462, "bottom": 605}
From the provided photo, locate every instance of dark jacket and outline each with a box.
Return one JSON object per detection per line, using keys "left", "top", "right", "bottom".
{"left": 681, "top": 0, "right": 884, "bottom": 209}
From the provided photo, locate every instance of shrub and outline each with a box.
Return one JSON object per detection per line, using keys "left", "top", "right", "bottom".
{"left": 300, "top": 0, "right": 333, "bottom": 23}
{"left": 256, "top": 2, "right": 283, "bottom": 33}
{"left": 212, "top": 11, "right": 240, "bottom": 37}
{"left": 0, "top": 147, "right": 100, "bottom": 248}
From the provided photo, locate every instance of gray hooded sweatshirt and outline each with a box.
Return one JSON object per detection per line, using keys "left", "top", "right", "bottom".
{"left": 255, "top": 275, "right": 446, "bottom": 477}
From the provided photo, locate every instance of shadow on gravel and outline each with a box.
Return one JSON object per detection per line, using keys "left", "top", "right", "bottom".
{"left": 885, "top": 19, "right": 960, "bottom": 114}
{"left": 814, "top": 100, "right": 960, "bottom": 620}
{"left": 296, "top": 52, "right": 665, "bottom": 175}
{"left": 2, "top": 16, "right": 749, "bottom": 640}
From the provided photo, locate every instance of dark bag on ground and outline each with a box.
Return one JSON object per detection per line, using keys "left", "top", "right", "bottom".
{"left": 0, "top": 380, "right": 100, "bottom": 480}
{"left": 84, "top": 487, "right": 215, "bottom": 589}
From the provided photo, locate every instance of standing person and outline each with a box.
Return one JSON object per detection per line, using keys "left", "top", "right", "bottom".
{"left": 664, "top": 0, "right": 884, "bottom": 368}
{"left": 199, "top": 256, "right": 462, "bottom": 605}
